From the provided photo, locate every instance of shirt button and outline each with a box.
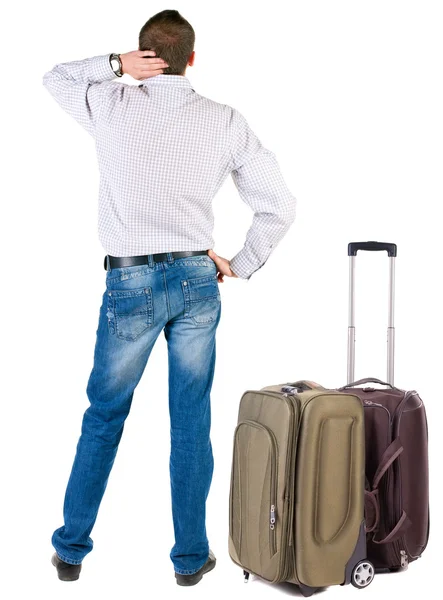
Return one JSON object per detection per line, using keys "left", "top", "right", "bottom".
{"left": 183, "top": 281, "right": 187, "bottom": 286}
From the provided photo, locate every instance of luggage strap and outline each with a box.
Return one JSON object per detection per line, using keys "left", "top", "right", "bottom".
{"left": 364, "top": 436, "right": 412, "bottom": 544}
{"left": 364, "top": 487, "right": 380, "bottom": 533}
{"left": 373, "top": 436, "right": 404, "bottom": 489}
{"left": 372, "top": 510, "right": 412, "bottom": 545}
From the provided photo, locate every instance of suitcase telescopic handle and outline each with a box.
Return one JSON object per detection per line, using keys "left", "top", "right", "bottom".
{"left": 347, "top": 241, "right": 397, "bottom": 386}
{"left": 348, "top": 241, "right": 397, "bottom": 257}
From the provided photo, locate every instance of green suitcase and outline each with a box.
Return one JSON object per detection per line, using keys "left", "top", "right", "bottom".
{"left": 228, "top": 380, "right": 374, "bottom": 595}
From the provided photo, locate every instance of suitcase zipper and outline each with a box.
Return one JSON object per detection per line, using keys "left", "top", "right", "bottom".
{"left": 270, "top": 503, "right": 276, "bottom": 554}
{"left": 363, "top": 399, "right": 393, "bottom": 561}
{"left": 279, "top": 389, "right": 300, "bottom": 582}
{"left": 391, "top": 391, "right": 421, "bottom": 567}
{"left": 402, "top": 398, "right": 430, "bottom": 561}
{"left": 261, "top": 389, "right": 299, "bottom": 582}
{"left": 234, "top": 389, "right": 299, "bottom": 584}
{"left": 234, "top": 419, "right": 279, "bottom": 558}
{"left": 373, "top": 390, "right": 419, "bottom": 568}
{"left": 363, "top": 399, "right": 392, "bottom": 425}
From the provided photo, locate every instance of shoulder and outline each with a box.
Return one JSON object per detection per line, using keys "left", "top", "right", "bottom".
{"left": 92, "top": 80, "right": 128, "bottom": 102}
{"left": 189, "top": 92, "right": 241, "bottom": 125}
{"left": 95, "top": 80, "right": 149, "bottom": 106}
{"left": 216, "top": 103, "right": 250, "bottom": 133}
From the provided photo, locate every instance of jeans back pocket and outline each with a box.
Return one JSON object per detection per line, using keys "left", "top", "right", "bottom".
{"left": 108, "top": 287, "right": 153, "bottom": 341}
{"left": 181, "top": 274, "right": 221, "bottom": 326}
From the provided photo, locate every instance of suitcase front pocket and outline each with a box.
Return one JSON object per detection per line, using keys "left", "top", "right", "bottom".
{"left": 230, "top": 420, "right": 279, "bottom": 571}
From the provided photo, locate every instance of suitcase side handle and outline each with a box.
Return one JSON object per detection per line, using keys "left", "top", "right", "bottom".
{"left": 287, "top": 380, "right": 324, "bottom": 391}
{"left": 338, "top": 377, "right": 397, "bottom": 391}
{"left": 348, "top": 241, "right": 397, "bottom": 257}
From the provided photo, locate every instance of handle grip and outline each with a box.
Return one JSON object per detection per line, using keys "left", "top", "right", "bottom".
{"left": 283, "top": 380, "right": 324, "bottom": 393}
{"left": 339, "top": 377, "right": 397, "bottom": 391}
{"left": 348, "top": 241, "right": 397, "bottom": 257}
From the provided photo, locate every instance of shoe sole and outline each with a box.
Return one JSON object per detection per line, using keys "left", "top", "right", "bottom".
{"left": 51, "top": 554, "right": 81, "bottom": 581}
{"left": 175, "top": 559, "right": 216, "bottom": 586}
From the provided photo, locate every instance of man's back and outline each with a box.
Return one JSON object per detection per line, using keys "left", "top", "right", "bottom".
{"left": 43, "top": 55, "right": 296, "bottom": 279}
{"left": 95, "top": 75, "right": 235, "bottom": 256}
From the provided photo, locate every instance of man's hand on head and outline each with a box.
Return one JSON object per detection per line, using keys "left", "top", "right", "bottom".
{"left": 207, "top": 249, "right": 239, "bottom": 283}
{"left": 120, "top": 50, "right": 169, "bottom": 80}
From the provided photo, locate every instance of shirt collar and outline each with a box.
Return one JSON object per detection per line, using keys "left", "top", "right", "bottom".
{"left": 138, "top": 74, "right": 194, "bottom": 90}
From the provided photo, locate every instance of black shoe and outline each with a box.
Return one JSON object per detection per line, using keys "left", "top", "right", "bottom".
{"left": 175, "top": 550, "right": 216, "bottom": 586}
{"left": 51, "top": 552, "right": 82, "bottom": 581}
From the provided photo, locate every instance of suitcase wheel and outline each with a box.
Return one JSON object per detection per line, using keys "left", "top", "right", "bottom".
{"left": 351, "top": 561, "right": 375, "bottom": 588}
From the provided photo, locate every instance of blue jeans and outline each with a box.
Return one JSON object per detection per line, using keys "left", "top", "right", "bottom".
{"left": 51, "top": 252, "right": 221, "bottom": 575}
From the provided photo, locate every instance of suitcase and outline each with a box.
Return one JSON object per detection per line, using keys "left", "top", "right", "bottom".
{"left": 228, "top": 379, "right": 375, "bottom": 595}
{"left": 339, "top": 241, "right": 430, "bottom": 571}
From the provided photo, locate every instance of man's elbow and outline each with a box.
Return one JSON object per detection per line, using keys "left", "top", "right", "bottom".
{"left": 42, "top": 70, "right": 55, "bottom": 90}
{"left": 277, "top": 195, "right": 297, "bottom": 229}
{"left": 42, "top": 64, "right": 62, "bottom": 89}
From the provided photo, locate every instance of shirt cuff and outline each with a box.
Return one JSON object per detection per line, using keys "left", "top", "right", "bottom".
{"left": 229, "top": 251, "right": 263, "bottom": 280}
{"left": 88, "top": 54, "right": 117, "bottom": 82}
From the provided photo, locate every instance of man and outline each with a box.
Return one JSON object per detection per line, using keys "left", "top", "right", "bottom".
{"left": 43, "top": 9, "right": 296, "bottom": 586}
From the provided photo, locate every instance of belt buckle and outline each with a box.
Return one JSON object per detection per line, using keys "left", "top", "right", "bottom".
{"left": 104, "top": 255, "right": 111, "bottom": 271}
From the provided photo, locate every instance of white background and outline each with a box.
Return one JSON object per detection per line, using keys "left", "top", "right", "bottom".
{"left": 1, "top": 1, "right": 442, "bottom": 598}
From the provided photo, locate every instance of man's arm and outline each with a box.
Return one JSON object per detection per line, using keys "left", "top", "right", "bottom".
{"left": 228, "top": 108, "right": 297, "bottom": 280}
{"left": 42, "top": 51, "right": 169, "bottom": 137}
{"left": 42, "top": 54, "right": 118, "bottom": 137}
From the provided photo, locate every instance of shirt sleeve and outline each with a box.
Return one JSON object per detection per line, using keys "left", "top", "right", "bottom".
{"left": 42, "top": 54, "right": 117, "bottom": 137}
{"left": 228, "top": 108, "right": 297, "bottom": 280}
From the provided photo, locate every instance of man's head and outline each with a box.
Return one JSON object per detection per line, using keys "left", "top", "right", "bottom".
{"left": 139, "top": 10, "right": 195, "bottom": 76}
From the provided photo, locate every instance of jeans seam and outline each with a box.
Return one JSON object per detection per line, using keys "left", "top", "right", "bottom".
{"left": 174, "top": 556, "right": 208, "bottom": 575}
{"left": 161, "top": 263, "right": 171, "bottom": 320}
{"left": 54, "top": 550, "right": 83, "bottom": 565}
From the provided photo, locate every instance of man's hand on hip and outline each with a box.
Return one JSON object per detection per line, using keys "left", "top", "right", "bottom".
{"left": 208, "top": 249, "right": 238, "bottom": 283}
{"left": 120, "top": 50, "right": 169, "bottom": 80}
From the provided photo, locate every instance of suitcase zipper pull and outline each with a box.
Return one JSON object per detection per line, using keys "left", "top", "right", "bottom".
{"left": 270, "top": 504, "right": 276, "bottom": 529}
{"left": 400, "top": 550, "right": 408, "bottom": 568}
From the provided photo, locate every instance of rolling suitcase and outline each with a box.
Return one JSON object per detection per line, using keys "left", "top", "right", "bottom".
{"left": 339, "top": 241, "right": 430, "bottom": 571}
{"left": 228, "top": 380, "right": 375, "bottom": 595}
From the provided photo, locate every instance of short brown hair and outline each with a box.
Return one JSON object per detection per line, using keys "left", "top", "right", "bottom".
{"left": 138, "top": 10, "right": 195, "bottom": 75}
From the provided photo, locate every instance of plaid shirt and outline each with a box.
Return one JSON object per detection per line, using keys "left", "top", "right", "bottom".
{"left": 42, "top": 53, "right": 296, "bottom": 279}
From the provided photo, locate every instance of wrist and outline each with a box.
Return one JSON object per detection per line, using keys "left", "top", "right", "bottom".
{"left": 109, "top": 53, "right": 123, "bottom": 77}
{"left": 228, "top": 263, "right": 238, "bottom": 278}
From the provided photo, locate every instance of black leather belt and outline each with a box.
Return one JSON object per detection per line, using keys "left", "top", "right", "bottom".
{"left": 104, "top": 250, "right": 209, "bottom": 271}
